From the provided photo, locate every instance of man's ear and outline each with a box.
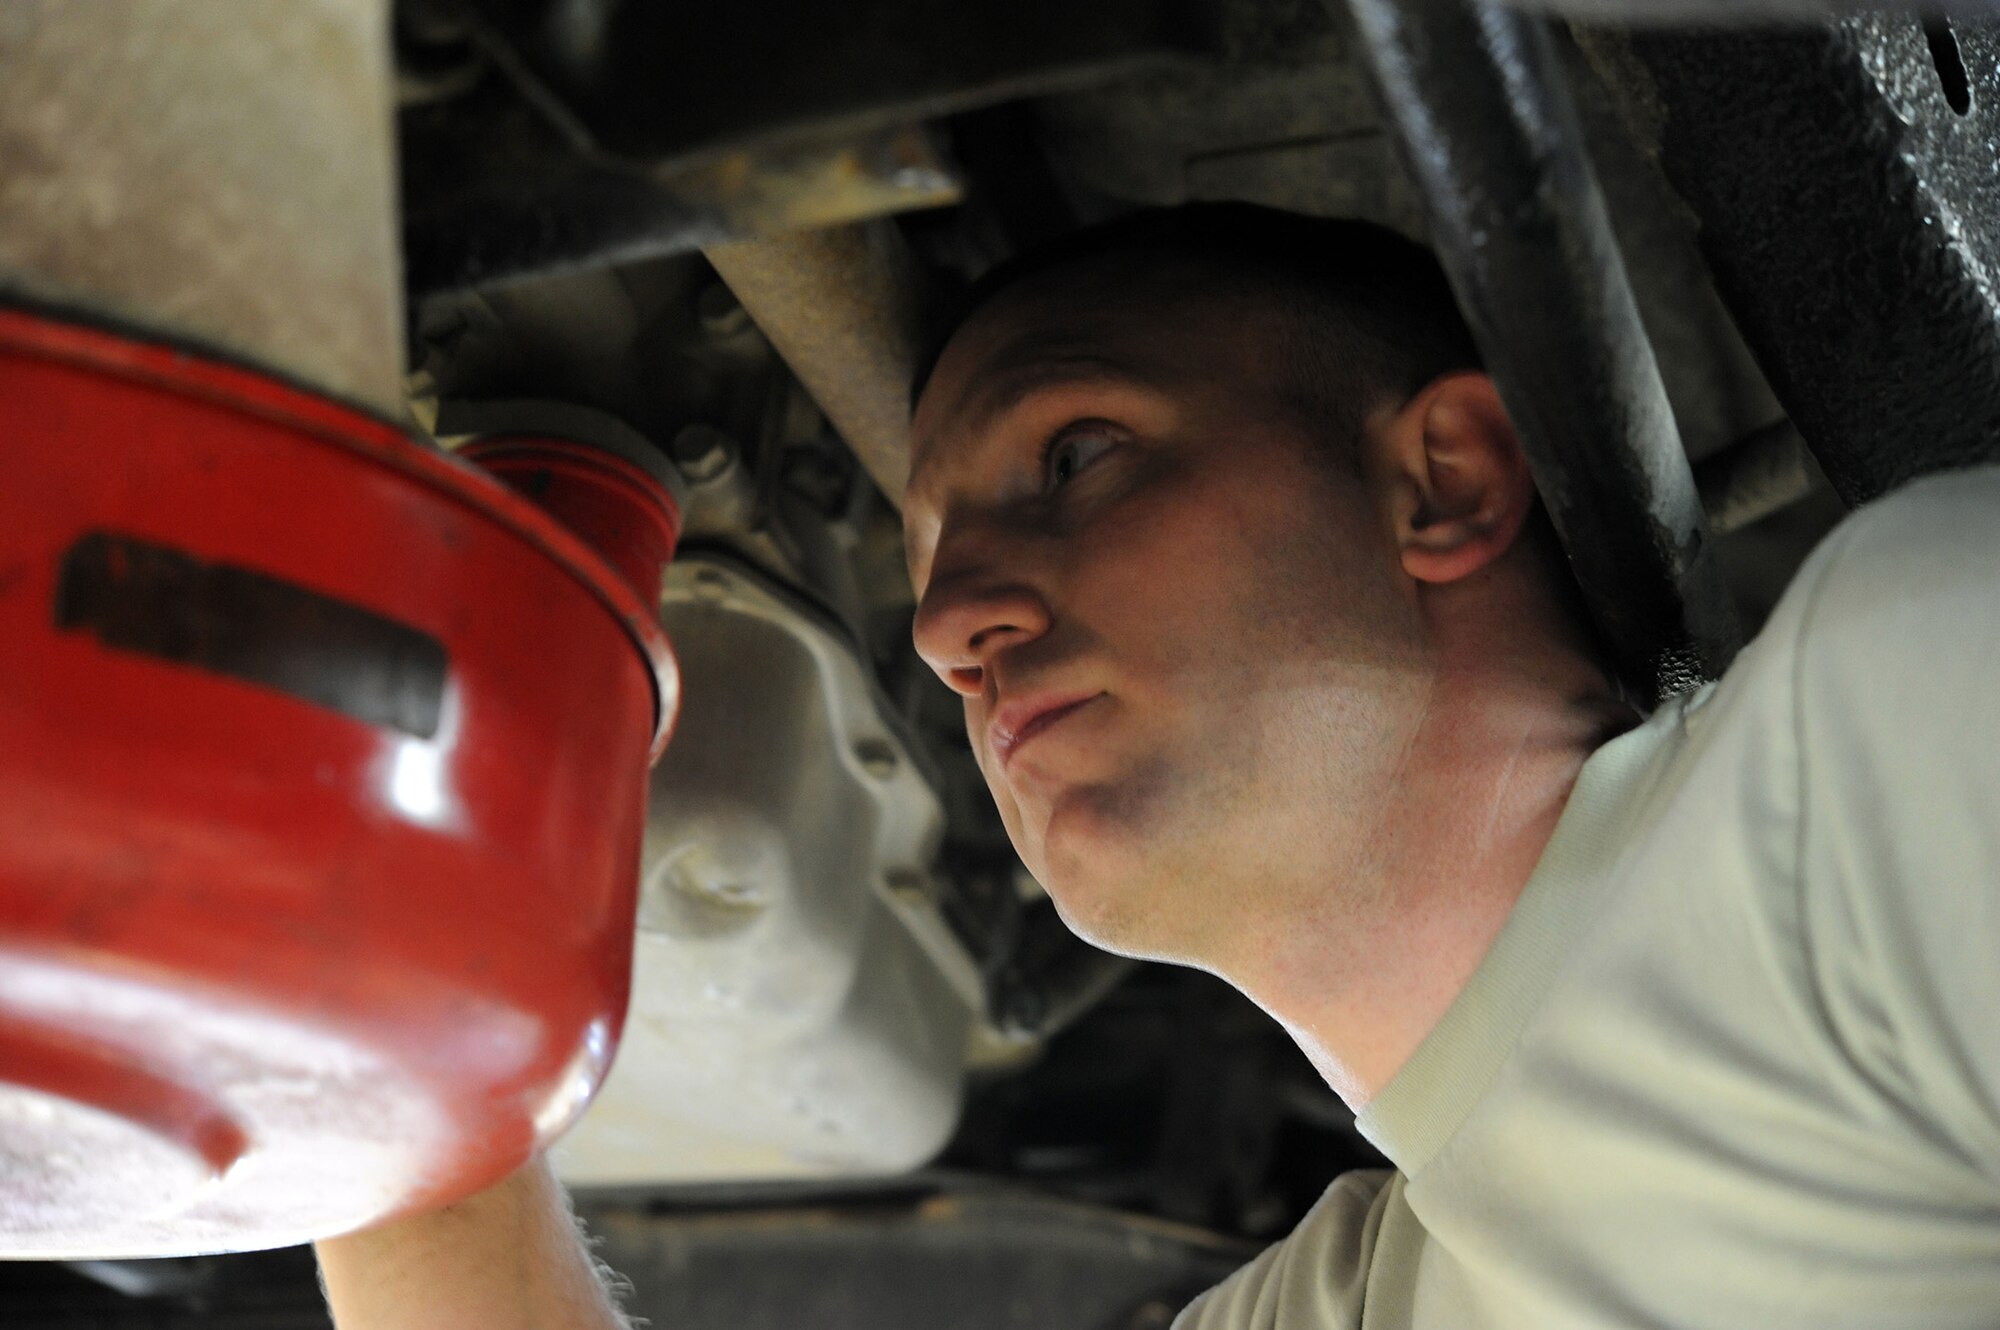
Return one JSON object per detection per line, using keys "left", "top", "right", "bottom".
{"left": 1374, "top": 372, "right": 1536, "bottom": 586}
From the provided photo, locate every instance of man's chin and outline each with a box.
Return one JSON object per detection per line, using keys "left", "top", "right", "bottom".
{"left": 1034, "top": 869, "right": 1144, "bottom": 957}
{"left": 1039, "top": 872, "right": 1213, "bottom": 968}
{"left": 1032, "top": 800, "right": 1206, "bottom": 966}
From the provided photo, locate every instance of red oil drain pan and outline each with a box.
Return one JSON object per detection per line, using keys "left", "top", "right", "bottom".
{"left": 0, "top": 308, "right": 679, "bottom": 1256}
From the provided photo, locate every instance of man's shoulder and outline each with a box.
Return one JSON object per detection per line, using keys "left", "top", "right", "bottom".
{"left": 1172, "top": 1169, "right": 1398, "bottom": 1330}
{"left": 1766, "top": 467, "right": 2000, "bottom": 1172}
{"left": 1773, "top": 465, "right": 2000, "bottom": 668}
{"left": 1704, "top": 465, "right": 2000, "bottom": 738}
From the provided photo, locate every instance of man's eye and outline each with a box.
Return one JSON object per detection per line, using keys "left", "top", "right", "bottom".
{"left": 1041, "top": 424, "right": 1116, "bottom": 494}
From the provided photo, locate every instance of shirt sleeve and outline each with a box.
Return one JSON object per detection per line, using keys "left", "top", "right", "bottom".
{"left": 1787, "top": 466, "right": 2000, "bottom": 1184}
{"left": 1172, "top": 1169, "right": 1395, "bottom": 1330}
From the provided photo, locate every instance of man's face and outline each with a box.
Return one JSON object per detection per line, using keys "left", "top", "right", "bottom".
{"left": 903, "top": 267, "right": 1433, "bottom": 967}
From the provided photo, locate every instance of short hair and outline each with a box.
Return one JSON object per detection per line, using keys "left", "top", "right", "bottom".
{"left": 910, "top": 202, "right": 1484, "bottom": 458}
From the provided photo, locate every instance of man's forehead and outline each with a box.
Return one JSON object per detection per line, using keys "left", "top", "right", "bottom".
{"left": 907, "top": 271, "right": 1250, "bottom": 487}
{"left": 930, "top": 282, "right": 1154, "bottom": 400}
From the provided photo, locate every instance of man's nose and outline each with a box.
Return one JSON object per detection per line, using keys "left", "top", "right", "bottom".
{"left": 912, "top": 572, "right": 1053, "bottom": 697}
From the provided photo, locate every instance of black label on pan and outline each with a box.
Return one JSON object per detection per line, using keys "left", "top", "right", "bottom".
{"left": 55, "top": 531, "right": 447, "bottom": 740}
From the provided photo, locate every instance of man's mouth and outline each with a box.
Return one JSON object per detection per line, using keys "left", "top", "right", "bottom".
{"left": 991, "top": 693, "right": 1102, "bottom": 768}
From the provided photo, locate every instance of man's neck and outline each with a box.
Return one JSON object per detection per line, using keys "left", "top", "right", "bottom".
{"left": 1237, "top": 655, "right": 1635, "bottom": 1110}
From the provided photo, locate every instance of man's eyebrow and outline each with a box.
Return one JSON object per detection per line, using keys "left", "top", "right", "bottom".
{"left": 906, "top": 352, "right": 1163, "bottom": 516}
{"left": 959, "top": 354, "right": 1163, "bottom": 439}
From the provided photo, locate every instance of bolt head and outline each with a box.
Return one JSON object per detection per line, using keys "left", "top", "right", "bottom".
{"left": 671, "top": 423, "right": 735, "bottom": 483}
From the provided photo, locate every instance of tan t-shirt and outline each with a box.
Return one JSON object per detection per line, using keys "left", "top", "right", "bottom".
{"left": 1178, "top": 470, "right": 2000, "bottom": 1329}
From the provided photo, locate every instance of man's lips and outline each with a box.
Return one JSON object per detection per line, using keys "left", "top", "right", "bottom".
{"left": 990, "top": 692, "right": 1102, "bottom": 768}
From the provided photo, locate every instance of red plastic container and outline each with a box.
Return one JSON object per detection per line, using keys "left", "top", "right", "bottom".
{"left": 0, "top": 308, "right": 679, "bottom": 1256}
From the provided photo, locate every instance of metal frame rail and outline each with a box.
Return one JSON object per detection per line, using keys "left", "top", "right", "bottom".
{"left": 1342, "top": 0, "right": 1743, "bottom": 701}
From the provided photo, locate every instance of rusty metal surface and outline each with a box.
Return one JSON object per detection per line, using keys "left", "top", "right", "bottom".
{"left": 706, "top": 221, "right": 936, "bottom": 507}
{"left": 1343, "top": 0, "right": 1742, "bottom": 699}
{"left": 0, "top": 0, "right": 405, "bottom": 416}
{"left": 402, "top": 80, "right": 964, "bottom": 295}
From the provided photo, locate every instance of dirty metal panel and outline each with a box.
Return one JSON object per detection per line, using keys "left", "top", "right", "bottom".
{"left": 1601, "top": 16, "right": 2000, "bottom": 506}
{"left": 401, "top": 78, "right": 961, "bottom": 294}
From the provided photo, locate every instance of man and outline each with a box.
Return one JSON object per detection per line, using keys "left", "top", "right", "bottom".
{"left": 318, "top": 204, "right": 2000, "bottom": 1328}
